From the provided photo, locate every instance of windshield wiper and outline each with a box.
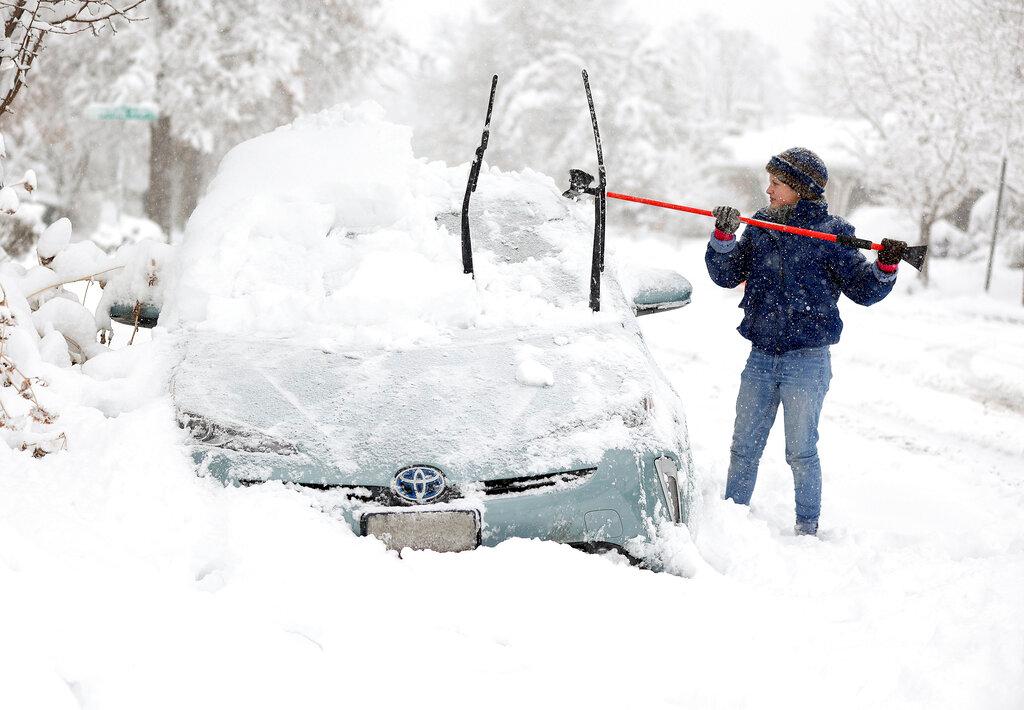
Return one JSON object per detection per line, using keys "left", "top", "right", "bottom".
{"left": 560, "top": 71, "right": 606, "bottom": 311}
{"left": 461, "top": 74, "right": 498, "bottom": 278}
{"left": 583, "top": 70, "right": 607, "bottom": 311}
{"left": 561, "top": 71, "right": 609, "bottom": 310}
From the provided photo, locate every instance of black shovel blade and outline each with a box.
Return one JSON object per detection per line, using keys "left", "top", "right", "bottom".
{"left": 902, "top": 244, "right": 928, "bottom": 271}
{"left": 562, "top": 168, "right": 595, "bottom": 199}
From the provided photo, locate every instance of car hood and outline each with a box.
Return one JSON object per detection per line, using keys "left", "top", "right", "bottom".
{"left": 171, "top": 326, "right": 663, "bottom": 484}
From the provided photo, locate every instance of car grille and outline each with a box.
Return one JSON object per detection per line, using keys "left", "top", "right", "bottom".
{"left": 479, "top": 467, "right": 597, "bottom": 497}
{"left": 233, "top": 466, "right": 597, "bottom": 503}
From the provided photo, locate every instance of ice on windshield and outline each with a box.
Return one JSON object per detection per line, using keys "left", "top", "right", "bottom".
{"left": 436, "top": 171, "right": 571, "bottom": 265}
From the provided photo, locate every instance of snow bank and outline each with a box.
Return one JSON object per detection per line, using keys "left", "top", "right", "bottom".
{"left": 160, "top": 102, "right": 615, "bottom": 349}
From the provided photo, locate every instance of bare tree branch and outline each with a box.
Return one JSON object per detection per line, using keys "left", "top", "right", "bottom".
{"left": 0, "top": 0, "right": 147, "bottom": 120}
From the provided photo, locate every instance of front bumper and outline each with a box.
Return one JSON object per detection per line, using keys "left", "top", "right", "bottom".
{"left": 198, "top": 446, "right": 689, "bottom": 553}
{"left": 341, "top": 448, "right": 686, "bottom": 550}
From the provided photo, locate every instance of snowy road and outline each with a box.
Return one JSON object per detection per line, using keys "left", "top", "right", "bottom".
{"left": 1, "top": 239, "right": 1021, "bottom": 709}
{"left": 638, "top": 239, "right": 1024, "bottom": 708}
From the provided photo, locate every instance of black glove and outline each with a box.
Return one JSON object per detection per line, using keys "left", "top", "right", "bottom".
{"left": 878, "top": 238, "right": 907, "bottom": 266}
{"left": 712, "top": 206, "right": 741, "bottom": 235}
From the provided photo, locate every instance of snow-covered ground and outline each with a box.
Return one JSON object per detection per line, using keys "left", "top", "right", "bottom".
{"left": 633, "top": 240, "right": 1024, "bottom": 709}
{"left": 2, "top": 231, "right": 1020, "bottom": 709}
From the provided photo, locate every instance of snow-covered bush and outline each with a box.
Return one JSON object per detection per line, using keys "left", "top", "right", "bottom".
{"left": 0, "top": 202, "right": 43, "bottom": 259}
{"left": 969, "top": 190, "right": 1024, "bottom": 268}
{"left": 0, "top": 164, "right": 177, "bottom": 455}
{"left": 0, "top": 276, "right": 62, "bottom": 456}
{"left": 91, "top": 214, "right": 165, "bottom": 253}
{"left": 0, "top": 223, "right": 179, "bottom": 455}
{"left": 1003, "top": 230, "right": 1024, "bottom": 269}
{"left": 928, "top": 220, "right": 983, "bottom": 260}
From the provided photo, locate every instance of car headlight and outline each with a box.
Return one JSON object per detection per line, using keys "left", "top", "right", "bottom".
{"left": 177, "top": 410, "right": 299, "bottom": 456}
{"left": 654, "top": 455, "right": 681, "bottom": 523}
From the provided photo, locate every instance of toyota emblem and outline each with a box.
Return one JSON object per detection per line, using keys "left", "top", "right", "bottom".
{"left": 392, "top": 465, "right": 446, "bottom": 504}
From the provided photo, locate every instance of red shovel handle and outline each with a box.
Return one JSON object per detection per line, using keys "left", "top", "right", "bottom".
{"left": 606, "top": 191, "right": 883, "bottom": 251}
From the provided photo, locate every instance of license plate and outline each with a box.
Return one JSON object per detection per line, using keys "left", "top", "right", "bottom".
{"left": 362, "top": 510, "right": 481, "bottom": 553}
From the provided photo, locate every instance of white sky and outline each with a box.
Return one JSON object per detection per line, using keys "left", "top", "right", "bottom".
{"left": 385, "top": 0, "right": 827, "bottom": 77}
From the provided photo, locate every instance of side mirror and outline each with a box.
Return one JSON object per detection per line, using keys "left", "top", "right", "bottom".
{"left": 630, "top": 268, "right": 692, "bottom": 317}
{"left": 109, "top": 302, "right": 161, "bottom": 328}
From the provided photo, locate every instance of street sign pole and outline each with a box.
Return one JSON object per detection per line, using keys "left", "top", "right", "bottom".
{"left": 984, "top": 156, "right": 1007, "bottom": 293}
{"left": 86, "top": 103, "right": 159, "bottom": 229}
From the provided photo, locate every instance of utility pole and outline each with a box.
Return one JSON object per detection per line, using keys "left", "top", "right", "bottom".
{"left": 984, "top": 156, "right": 1007, "bottom": 293}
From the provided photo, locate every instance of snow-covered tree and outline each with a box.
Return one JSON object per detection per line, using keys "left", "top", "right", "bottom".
{"left": 411, "top": 3, "right": 663, "bottom": 180}
{"left": 409, "top": 2, "right": 779, "bottom": 230}
{"left": 2, "top": 1, "right": 399, "bottom": 236}
{"left": 0, "top": 1, "right": 146, "bottom": 120}
{"left": 814, "top": 0, "right": 1024, "bottom": 283}
{"left": 141, "top": 0, "right": 398, "bottom": 234}
{"left": 0, "top": 15, "right": 150, "bottom": 231}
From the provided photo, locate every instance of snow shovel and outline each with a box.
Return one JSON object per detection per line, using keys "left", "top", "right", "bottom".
{"left": 562, "top": 169, "right": 928, "bottom": 271}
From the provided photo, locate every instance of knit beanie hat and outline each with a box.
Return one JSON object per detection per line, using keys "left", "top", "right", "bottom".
{"left": 766, "top": 147, "right": 828, "bottom": 199}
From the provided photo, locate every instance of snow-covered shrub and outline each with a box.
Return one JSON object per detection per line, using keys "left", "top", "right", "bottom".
{"left": 17, "top": 219, "right": 114, "bottom": 367}
{"left": 0, "top": 202, "right": 43, "bottom": 259}
{"left": 929, "top": 220, "right": 982, "bottom": 259}
{"left": 0, "top": 201, "right": 177, "bottom": 454}
{"left": 0, "top": 275, "right": 63, "bottom": 456}
{"left": 969, "top": 191, "right": 998, "bottom": 236}
{"left": 0, "top": 136, "right": 66, "bottom": 453}
{"left": 36, "top": 216, "right": 71, "bottom": 265}
{"left": 1003, "top": 230, "right": 1024, "bottom": 269}
{"left": 969, "top": 190, "right": 1024, "bottom": 269}
{"left": 0, "top": 217, "right": 179, "bottom": 455}
{"left": 0, "top": 136, "right": 40, "bottom": 259}
{"left": 91, "top": 214, "right": 165, "bottom": 253}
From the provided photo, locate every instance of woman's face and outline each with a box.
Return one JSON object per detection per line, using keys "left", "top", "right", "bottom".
{"left": 766, "top": 173, "right": 801, "bottom": 208}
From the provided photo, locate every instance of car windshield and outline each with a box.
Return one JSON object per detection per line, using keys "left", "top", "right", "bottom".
{"left": 158, "top": 105, "right": 627, "bottom": 352}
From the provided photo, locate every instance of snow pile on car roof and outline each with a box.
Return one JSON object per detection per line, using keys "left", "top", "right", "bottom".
{"left": 161, "top": 102, "right": 619, "bottom": 348}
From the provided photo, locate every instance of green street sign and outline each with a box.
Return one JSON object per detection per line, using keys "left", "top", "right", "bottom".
{"left": 85, "top": 103, "right": 159, "bottom": 121}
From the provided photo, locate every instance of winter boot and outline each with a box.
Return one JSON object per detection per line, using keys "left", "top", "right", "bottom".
{"left": 794, "top": 518, "right": 818, "bottom": 536}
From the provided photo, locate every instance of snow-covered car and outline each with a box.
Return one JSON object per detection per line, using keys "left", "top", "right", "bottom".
{"left": 150, "top": 105, "right": 696, "bottom": 563}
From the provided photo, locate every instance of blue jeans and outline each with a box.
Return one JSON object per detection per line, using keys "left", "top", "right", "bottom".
{"left": 725, "top": 345, "right": 832, "bottom": 524}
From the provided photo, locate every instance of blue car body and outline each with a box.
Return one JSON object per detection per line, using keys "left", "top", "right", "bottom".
{"left": 166, "top": 173, "right": 696, "bottom": 565}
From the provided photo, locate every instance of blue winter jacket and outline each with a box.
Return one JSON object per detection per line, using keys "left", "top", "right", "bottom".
{"left": 705, "top": 199, "right": 896, "bottom": 354}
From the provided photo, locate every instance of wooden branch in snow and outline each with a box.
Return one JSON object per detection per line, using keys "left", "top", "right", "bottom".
{"left": 26, "top": 263, "right": 125, "bottom": 299}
